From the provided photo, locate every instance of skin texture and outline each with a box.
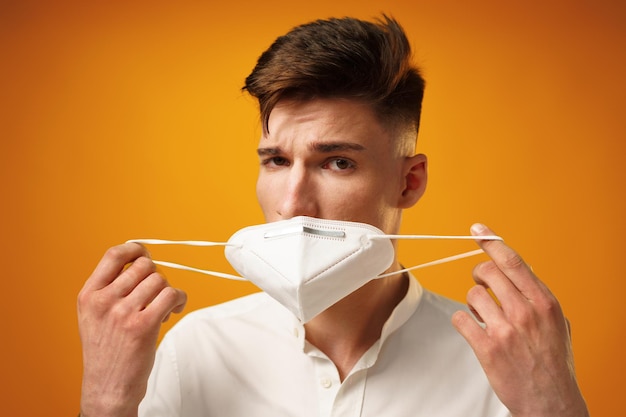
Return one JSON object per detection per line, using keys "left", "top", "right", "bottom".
{"left": 77, "top": 97, "right": 588, "bottom": 416}
{"left": 454, "top": 223, "right": 589, "bottom": 417}
{"left": 77, "top": 244, "right": 187, "bottom": 417}
{"left": 255, "top": 98, "right": 425, "bottom": 233}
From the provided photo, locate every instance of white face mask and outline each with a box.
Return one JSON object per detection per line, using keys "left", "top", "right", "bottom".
{"left": 128, "top": 216, "right": 502, "bottom": 323}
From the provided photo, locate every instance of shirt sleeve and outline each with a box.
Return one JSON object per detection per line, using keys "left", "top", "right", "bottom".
{"left": 138, "top": 335, "right": 182, "bottom": 417}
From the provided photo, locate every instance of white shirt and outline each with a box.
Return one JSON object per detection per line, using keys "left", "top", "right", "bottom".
{"left": 140, "top": 276, "right": 510, "bottom": 416}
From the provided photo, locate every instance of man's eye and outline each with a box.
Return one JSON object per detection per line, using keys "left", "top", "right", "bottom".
{"left": 263, "top": 157, "right": 289, "bottom": 167}
{"left": 325, "top": 158, "right": 355, "bottom": 171}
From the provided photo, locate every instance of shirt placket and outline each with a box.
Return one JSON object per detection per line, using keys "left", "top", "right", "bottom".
{"left": 306, "top": 342, "right": 376, "bottom": 417}
{"left": 330, "top": 368, "right": 368, "bottom": 417}
{"left": 309, "top": 353, "right": 342, "bottom": 417}
{"left": 307, "top": 353, "right": 369, "bottom": 417}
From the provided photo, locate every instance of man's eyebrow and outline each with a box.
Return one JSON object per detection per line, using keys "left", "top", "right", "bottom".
{"left": 256, "top": 142, "right": 366, "bottom": 156}
{"left": 311, "top": 142, "right": 366, "bottom": 153}
{"left": 257, "top": 147, "right": 281, "bottom": 157}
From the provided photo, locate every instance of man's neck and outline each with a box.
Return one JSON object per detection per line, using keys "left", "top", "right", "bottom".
{"left": 303, "top": 269, "right": 409, "bottom": 381}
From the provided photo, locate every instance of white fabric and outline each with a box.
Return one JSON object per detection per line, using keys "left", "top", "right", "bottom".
{"left": 139, "top": 275, "right": 511, "bottom": 417}
{"left": 224, "top": 216, "right": 396, "bottom": 322}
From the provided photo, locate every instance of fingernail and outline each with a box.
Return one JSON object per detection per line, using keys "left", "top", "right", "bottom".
{"left": 471, "top": 223, "right": 487, "bottom": 235}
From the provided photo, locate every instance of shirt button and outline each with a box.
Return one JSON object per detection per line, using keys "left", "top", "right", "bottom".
{"left": 320, "top": 378, "right": 332, "bottom": 388}
{"left": 293, "top": 327, "right": 299, "bottom": 338}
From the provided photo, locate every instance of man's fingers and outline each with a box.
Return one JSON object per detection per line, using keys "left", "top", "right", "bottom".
{"left": 465, "top": 284, "right": 510, "bottom": 328}
{"left": 472, "top": 259, "right": 529, "bottom": 316}
{"left": 85, "top": 243, "right": 151, "bottom": 291}
{"left": 146, "top": 286, "right": 188, "bottom": 323}
{"left": 123, "top": 271, "right": 187, "bottom": 321}
{"left": 470, "top": 223, "right": 545, "bottom": 300}
{"left": 80, "top": 241, "right": 187, "bottom": 328}
{"left": 110, "top": 256, "right": 157, "bottom": 297}
{"left": 452, "top": 310, "right": 486, "bottom": 348}
{"left": 126, "top": 272, "right": 170, "bottom": 311}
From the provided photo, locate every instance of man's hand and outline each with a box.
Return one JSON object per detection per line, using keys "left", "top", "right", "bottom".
{"left": 452, "top": 223, "right": 589, "bottom": 417}
{"left": 77, "top": 243, "right": 187, "bottom": 417}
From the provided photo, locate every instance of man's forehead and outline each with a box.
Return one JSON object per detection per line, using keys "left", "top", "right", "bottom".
{"left": 266, "top": 98, "right": 381, "bottom": 129}
{"left": 268, "top": 98, "right": 382, "bottom": 124}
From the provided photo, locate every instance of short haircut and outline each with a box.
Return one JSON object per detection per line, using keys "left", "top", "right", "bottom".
{"left": 243, "top": 15, "right": 426, "bottom": 136}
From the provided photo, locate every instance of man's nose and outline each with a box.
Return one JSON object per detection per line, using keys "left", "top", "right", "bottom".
{"left": 277, "top": 166, "right": 318, "bottom": 219}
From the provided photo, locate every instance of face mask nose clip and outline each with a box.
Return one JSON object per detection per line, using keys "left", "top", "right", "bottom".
{"left": 263, "top": 224, "right": 346, "bottom": 239}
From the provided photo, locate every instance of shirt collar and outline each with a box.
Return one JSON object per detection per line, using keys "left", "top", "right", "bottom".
{"left": 379, "top": 273, "right": 423, "bottom": 343}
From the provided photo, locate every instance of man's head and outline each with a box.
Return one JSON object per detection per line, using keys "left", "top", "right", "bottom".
{"left": 244, "top": 16, "right": 428, "bottom": 235}
{"left": 243, "top": 15, "right": 425, "bottom": 148}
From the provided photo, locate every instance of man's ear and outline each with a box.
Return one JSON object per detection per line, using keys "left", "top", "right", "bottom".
{"left": 398, "top": 153, "right": 427, "bottom": 209}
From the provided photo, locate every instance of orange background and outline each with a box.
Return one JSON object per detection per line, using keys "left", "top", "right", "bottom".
{"left": 1, "top": 0, "right": 624, "bottom": 415}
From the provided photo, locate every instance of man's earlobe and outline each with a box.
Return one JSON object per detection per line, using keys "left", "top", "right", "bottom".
{"left": 398, "top": 154, "right": 427, "bottom": 208}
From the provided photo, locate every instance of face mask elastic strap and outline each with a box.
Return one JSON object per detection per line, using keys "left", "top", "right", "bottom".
{"left": 126, "top": 239, "right": 245, "bottom": 280}
{"left": 127, "top": 239, "right": 238, "bottom": 247}
{"left": 368, "top": 234, "right": 503, "bottom": 241}
{"left": 377, "top": 248, "right": 486, "bottom": 279}
{"left": 152, "top": 260, "right": 246, "bottom": 281}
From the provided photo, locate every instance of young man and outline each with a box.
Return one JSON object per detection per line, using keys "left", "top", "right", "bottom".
{"left": 78, "top": 16, "right": 589, "bottom": 417}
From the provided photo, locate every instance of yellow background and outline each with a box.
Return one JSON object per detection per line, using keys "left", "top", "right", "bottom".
{"left": 1, "top": 0, "right": 624, "bottom": 415}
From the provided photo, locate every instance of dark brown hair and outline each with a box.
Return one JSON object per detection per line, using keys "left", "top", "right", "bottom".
{"left": 243, "top": 15, "right": 425, "bottom": 135}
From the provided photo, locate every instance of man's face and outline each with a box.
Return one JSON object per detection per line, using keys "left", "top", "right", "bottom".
{"left": 255, "top": 98, "right": 425, "bottom": 234}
